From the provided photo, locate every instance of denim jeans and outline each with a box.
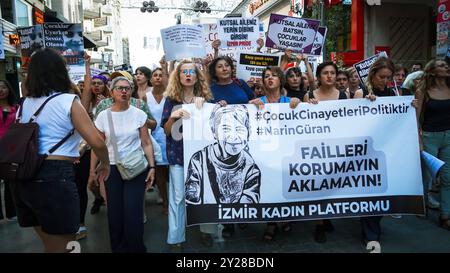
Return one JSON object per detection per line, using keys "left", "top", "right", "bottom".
{"left": 167, "top": 164, "right": 186, "bottom": 244}
{"left": 422, "top": 130, "right": 450, "bottom": 216}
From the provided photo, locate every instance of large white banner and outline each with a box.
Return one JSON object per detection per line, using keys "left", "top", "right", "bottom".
{"left": 182, "top": 97, "right": 425, "bottom": 225}
{"left": 160, "top": 24, "right": 206, "bottom": 61}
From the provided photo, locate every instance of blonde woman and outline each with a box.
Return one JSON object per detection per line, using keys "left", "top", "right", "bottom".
{"left": 161, "top": 60, "right": 213, "bottom": 252}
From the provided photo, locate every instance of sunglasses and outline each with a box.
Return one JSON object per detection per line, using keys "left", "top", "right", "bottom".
{"left": 182, "top": 69, "right": 196, "bottom": 76}
{"left": 66, "top": 31, "right": 83, "bottom": 38}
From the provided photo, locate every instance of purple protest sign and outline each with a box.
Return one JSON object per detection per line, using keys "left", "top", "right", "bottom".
{"left": 265, "top": 14, "right": 320, "bottom": 54}
{"left": 309, "top": 27, "right": 327, "bottom": 56}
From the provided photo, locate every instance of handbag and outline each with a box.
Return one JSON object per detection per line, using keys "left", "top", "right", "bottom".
{"left": 107, "top": 109, "right": 148, "bottom": 180}
{"left": 149, "top": 130, "right": 163, "bottom": 164}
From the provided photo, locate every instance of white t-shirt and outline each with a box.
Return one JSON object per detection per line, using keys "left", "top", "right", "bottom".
{"left": 146, "top": 91, "right": 168, "bottom": 165}
{"left": 18, "top": 93, "right": 81, "bottom": 157}
{"left": 95, "top": 106, "right": 147, "bottom": 164}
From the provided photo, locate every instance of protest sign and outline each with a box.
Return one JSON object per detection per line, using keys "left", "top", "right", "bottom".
{"left": 266, "top": 14, "right": 320, "bottom": 53}
{"left": 217, "top": 17, "right": 259, "bottom": 49}
{"left": 43, "top": 23, "right": 85, "bottom": 83}
{"left": 161, "top": 24, "right": 206, "bottom": 61}
{"left": 437, "top": 0, "right": 450, "bottom": 58}
{"left": 421, "top": 151, "right": 445, "bottom": 181}
{"left": 309, "top": 27, "right": 327, "bottom": 56}
{"left": 0, "top": 27, "right": 4, "bottom": 59}
{"left": 182, "top": 96, "right": 424, "bottom": 225}
{"left": 17, "top": 25, "right": 44, "bottom": 69}
{"left": 353, "top": 51, "right": 388, "bottom": 86}
{"left": 236, "top": 52, "right": 281, "bottom": 81}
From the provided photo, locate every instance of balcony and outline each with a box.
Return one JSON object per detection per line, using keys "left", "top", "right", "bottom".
{"left": 94, "top": 17, "right": 108, "bottom": 28}
{"left": 83, "top": 7, "right": 101, "bottom": 20}
{"left": 86, "top": 30, "right": 103, "bottom": 41}
{"left": 102, "top": 6, "right": 113, "bottom": 16}
{"left": 103, "top": 26, "right": 113, "bottom": 34}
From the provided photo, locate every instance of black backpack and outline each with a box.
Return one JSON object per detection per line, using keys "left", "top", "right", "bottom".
{"left": 0, "top": 93, "right": 74, "bottom": 182}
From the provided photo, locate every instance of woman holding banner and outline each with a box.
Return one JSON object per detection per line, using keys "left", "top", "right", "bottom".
{"left": 359, "top": 57, "right": 397, "bottom": 250}
{"left": 303, "top": 61, "right": 348, "bottom": 243}
{"left": 161, "top": 60, "right": 213, "bottom": 252}
{"left": 416, "top": 59, "right": 450, "bottom": 231}
{"left": 249, "top": 66, "right": 301, "bottom": 241}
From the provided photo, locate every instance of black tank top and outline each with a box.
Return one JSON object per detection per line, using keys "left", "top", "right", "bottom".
{"left": 308, "top": 90, "right": 347, "bottom": 100}
{"left": 422, "top": 98, "right": 450, "bottom": 132}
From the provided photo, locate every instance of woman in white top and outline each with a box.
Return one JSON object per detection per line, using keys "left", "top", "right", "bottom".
{"left": 146, "top": 63, "right": 170, "bottom": 214}
{"left": 11, "top": 48, "right": 110, "bottom": 253}
{"left": 92, "top": 76, "right": 156, "bottom": 253}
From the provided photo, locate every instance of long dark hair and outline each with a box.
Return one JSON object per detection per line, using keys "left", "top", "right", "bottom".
{"left": 284, "top": 67, "right": 304, "bottom": 92}
{"left": 135, "top": 66, "right": 152, "bottom": 86}
{"left": 25, "top": 48, "right": 72, "bottom": 97}
{"left": 0, "top": 80, "right": 17, "bottom": 105}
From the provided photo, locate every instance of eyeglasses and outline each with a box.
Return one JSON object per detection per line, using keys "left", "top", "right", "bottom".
{"left": 66, "top": 31, "right": 83, "bottom": 38}
{"left": 182, "top": 69, "right": 196, "bottom": 76}
{"left": 114, "top": 86, "right": 132, "bottom": 92}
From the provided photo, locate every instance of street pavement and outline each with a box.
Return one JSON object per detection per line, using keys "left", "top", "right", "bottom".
{"left": 1, "top": 189, "right": 450, "bottom": 253}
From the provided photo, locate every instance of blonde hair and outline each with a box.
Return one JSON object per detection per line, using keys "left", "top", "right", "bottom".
{"left": 164, "top": 60, "right": 213, "bottom": 102}
{"left": 366, "top": 57, "right": 395, "bottom": 95}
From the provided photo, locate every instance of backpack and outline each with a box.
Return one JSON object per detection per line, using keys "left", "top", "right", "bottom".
{"left": 0, "top": 93, "right": 74, "bottom": 182}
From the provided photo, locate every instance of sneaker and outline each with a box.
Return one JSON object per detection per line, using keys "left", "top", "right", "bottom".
{"left": 365, "top": 241, "right": 381, "bottom": 253}
{"left": 170, "top": 243, "right": 183, "bottom": 253}
{"left": 390, "top": 214, "right": 402, "bottom": 219}
{"left": 428, "top": 196, "right": 440, "bottom": 210}
{"left": 6, "top": 216, "right": 17, "bottom": 222}
{"left": 75, "top": 226, "right": 87, "bottom": 241}
{"left": 200, "top": 233, "right": 213, "bottom": 247}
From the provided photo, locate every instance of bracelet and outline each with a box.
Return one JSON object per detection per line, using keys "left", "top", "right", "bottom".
{"left": 149, "top": 166, "right": 156, "bottom": 169}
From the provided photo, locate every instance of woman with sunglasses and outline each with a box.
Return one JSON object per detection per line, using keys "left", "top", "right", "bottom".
{"left": 91, "top": 76, "right": 156, "bottom": 252}
{"left": 161, "top": 60, "right": 212, "bottom": 252}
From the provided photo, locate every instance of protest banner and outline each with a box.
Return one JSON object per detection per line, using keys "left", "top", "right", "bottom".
{"left": 266, "top": 14, "right": 320, "bottom": 53}
{"left": 421, "top": 151, "right": 445, "bottom": 181}
{"left": 309, "top": 26, "right": 327, "bottom": 56}
{"left": 161, "top": 24, "right": 206, "bottom": 61}
{"left": 43, "top": 23, "right": 85, "bottom": 83}
{"left": 17, "top": 25, "right": 44, "bottom": 69}
{"left": 353, "top": 51, "right": 388, "bottom": 86}
{"left": 0, "top": 27, "right": 4, "bottom": 59}
{"left": 437, "top": 0, "right": 450, "bottom": 58}
{"left": 236, "top": 52, "right": 281, "bottom": 81}
{"left": 182, "top": 96, "right": 425, "bottom": 225}
{"left": 217, "top": 17, "right": 259, "bottom": 49}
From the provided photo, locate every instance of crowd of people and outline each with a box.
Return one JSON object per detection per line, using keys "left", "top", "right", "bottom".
{"left": 0, "top": 36, "right": 448, "bottom": 253}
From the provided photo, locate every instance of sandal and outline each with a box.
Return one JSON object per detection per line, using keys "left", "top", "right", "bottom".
{"left": 263, "top": 224, "right": 278, "bottom": 241}
{"left": 281, "top": 222, "right": 292, "bottom": 233}
{"left": 439, "top": 217, "right": 450, "bottom": 230}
